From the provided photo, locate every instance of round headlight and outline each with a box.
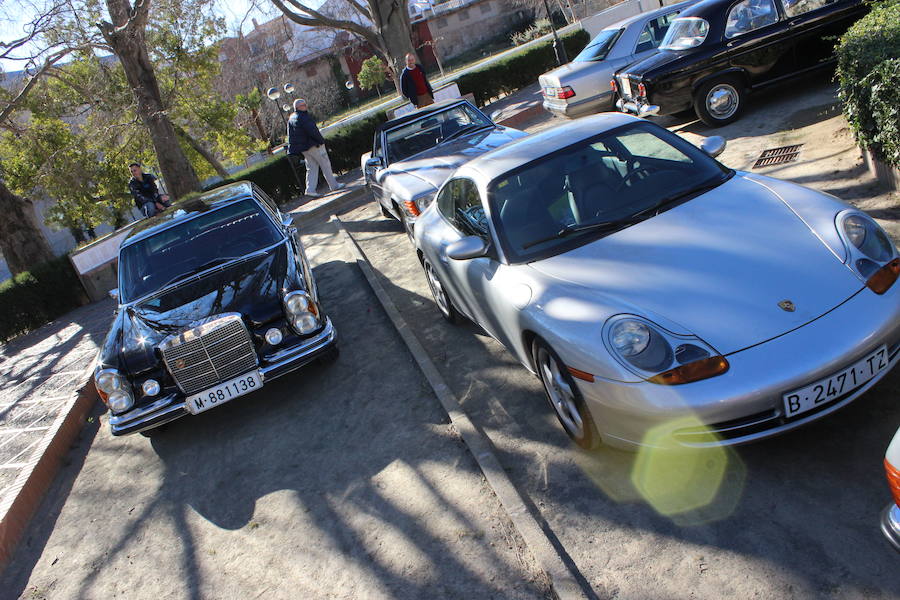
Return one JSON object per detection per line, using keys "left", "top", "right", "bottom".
{"left": 292, "top": 314, "right": 318, "bottom": 334}
{"left": 142, "top": 379, "right": 160, "bottom": 397}
{"left": 96, "top": 369, "right": 124, "bottom": 394}
{"left": 611, "top": 320, "right": 650, "bottom": 357}
{"left": 284, "top": 292, "right": 310, "bottom": 316}
{"left": 844, "top": 215, "right": 867, "bottom": 249}
{"left": 107, "top": 391, "right": 134, "bottom": 413}
{"left": 265, "top": 327, "right": 284, "bottom": 345}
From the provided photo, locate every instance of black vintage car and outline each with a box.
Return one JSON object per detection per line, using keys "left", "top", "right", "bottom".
{"left": 96, "top": 182, "right": 337, "bottom": 436}
{"left": 613, "top": 0, "right": 866, "bottom": 126}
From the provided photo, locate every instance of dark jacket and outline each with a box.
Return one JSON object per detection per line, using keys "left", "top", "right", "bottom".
{"left": 128, "top": 173, "right": 161, "bottom": 209}
{"left": 400, "top": 64, "right": 433, "bottom": 105}
{"left": 287, "top": 110, "right": 325, "bottom": 155}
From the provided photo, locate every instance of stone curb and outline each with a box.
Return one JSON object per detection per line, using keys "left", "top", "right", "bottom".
{"left": 333, "top": 215, "right": 591, "bottom": 600}
{"left": 0, "top": 356, "right": 99, "bottom": 572}
{"left": 291, "top": 186, "right": 370, "bottom": 226}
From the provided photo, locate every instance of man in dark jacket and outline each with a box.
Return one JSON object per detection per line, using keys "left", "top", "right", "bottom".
{"left": 128, "top": 163, "right": 171, "bottom": 218}
{"left": 399, "top": 53, "right": 434, "bottom": 108}
{"left": 287, "top": 98, "right": 344, "bottom": 198}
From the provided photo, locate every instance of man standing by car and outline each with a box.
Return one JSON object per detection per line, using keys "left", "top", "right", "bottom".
{"left": 400, "top": 53, "right": 434, "bottom": 109}
{"left": 287, "top": 98, "right": 344, "bottom": 198}
{"left": 128, "top": 162, "right": 171, "bottom": 218}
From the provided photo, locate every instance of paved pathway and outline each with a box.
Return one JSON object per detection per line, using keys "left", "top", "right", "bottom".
{"left": 0, "top": 299, "right": 112, "bottom": 506}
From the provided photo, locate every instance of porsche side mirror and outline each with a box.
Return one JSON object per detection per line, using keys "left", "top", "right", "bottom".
{"left": 447, "top": 236, "right": 488, "bottom": 260}
{"left": 700, "top": 136, "right": 726, "bottom": 158}
{"left": 109, "top": 288, "right": 119, "bottom": 302}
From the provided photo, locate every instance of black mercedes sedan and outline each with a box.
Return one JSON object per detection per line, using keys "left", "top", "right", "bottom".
{"left": 613, "top": 0, "right": 866, "bottom": 126}
{"left": 96, "top": 182, "right": 337, "bottom": 436}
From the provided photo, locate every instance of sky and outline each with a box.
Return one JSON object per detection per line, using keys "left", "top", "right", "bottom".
{"left": 0, "top": 0, "right": 326, "bottom": 74}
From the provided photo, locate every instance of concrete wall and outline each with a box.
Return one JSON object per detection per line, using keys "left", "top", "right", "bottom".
{"left": 426, "top": 0, "right": 531, "bottom": 61}
{"left": 581, "top": 0, "right": 681, "bottom": 38}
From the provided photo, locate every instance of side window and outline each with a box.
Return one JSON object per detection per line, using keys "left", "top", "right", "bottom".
{"left": 443, "top": 179, "right": 488, "bottom": 238}
{"left": 781, "top": 0, "right": 833, "bottom": 18}
{"left": 636, "top": 12, "right": 678, "bottom": 53}
{"left": 254, "top": 189, "right": 280, "bottom": 220}
{"left": 437, "top": 180, "right": 456, "bottom": 221}
{"left": 373, "top": 132, "right": 382, "bottom": 159}
{"left": 725, "top": 0, "right": 779, "bottom": 38}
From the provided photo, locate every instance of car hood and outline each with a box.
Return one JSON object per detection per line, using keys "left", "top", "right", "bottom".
{"left": 385, "top": 126, "right": 526, "bottom": 192}
{"left": 528, "top": 175, "right": 861, "bottom": 355}
{"left": 104, "top": 240, "right": 297, "bottom": 375}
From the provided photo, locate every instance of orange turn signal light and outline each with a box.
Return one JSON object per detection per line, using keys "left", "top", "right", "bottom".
{"left": 403, "top": 200, "right": 421, "bottom": 217}
{"left": 866, "top": 258, "right": 900, "bottom": 294}
{"left": 886, "top": 458, "right": 900, "bottom": 508}
{"left": 648, "top": 356, "right": 729, "bottom": 386}
{"left": 567, "top": 366, "right": 595, "bottom": 382}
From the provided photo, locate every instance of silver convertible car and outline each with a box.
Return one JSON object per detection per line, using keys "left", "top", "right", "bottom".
{"left": 414, "top": 113, "right": 900, "bottom": 450}
{"left": 362, "top": 99, "right": 526, "bottom": 237}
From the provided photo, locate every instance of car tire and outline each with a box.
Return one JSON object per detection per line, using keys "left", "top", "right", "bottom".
{"left": 693, "top": 76, "right": 744, "bottom": 127}
{"left": 422, "top": 258, "right": 462, "bottom": 324}
{"left": 532, "top": 339, "right": 600, "bottom": 450}
{"left": 318, "top": 344, "right": 340, "bottom": 364}
{"left": 380, "top": 203, "right": 392, "bottom": 219}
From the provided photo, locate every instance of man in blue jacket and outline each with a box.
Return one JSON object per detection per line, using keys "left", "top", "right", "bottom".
{"left": 287, "top": 98, "right": 344, "bottom": 198}
{"left": 399, "top": 53, "right": 434, "bottom": 108}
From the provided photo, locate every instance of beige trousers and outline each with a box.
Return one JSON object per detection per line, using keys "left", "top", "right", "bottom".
{"left": 301, "top": 144, "right": 339, "bottom": 195}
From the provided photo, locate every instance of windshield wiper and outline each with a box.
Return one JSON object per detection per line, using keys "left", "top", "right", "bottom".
{"left": 522, "top": 219, "right": 634, "bottom": 249}
{"left": 442, "top": 123, "right": 492, "bottom": 143}
{"left": 157, "top": 257, "right": 240, "bottom": 290}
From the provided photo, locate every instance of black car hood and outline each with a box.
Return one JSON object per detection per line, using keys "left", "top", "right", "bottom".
{"left": 102, "top": 239, "right": 299, "bottom": 375}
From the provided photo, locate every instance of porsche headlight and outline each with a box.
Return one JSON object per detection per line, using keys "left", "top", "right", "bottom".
{"left": 842, "top": 214, "right": 893, "bottom": 262}
{"left": 283, "top": 290, "right": 320, "bottom": 335}
{"left": 605, "top": 316, "right": 727, "bottom": 385}
{"left": 838, "top": 212, "right": 898, "bottom": 291}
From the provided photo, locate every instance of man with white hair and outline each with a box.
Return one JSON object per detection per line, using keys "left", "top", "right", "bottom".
{"left": 287, "top": 98, "right": 344, "bottom": 198}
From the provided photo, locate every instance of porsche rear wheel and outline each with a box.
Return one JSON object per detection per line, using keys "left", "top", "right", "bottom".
{"left": 532, "top": 339, "right": 600, "bottom": 450}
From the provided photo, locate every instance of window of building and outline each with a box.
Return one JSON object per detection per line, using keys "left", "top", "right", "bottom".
{"left": 458, "top": 8, "right": 470, "bottom": 21}
{"left": 305, "top": 64, "right": 317, "bottom": 77}
{"left": 480, "top": 2, "right": 492, "bottom": 14}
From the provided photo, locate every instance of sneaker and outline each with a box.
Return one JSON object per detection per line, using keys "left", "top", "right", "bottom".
{"left": 306, "top": 192, "right": 322, "bottom": 199}
{"left": 331, "top": 183, "right": 346, "bottom": 192}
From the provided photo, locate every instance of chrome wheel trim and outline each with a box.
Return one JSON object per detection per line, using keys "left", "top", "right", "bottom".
{"left": 424, "top": 261, "right": 451, "bottom": 317}
{"left": 537, "top": 347, "right": 584, "bottom": 439}
{"left": 705, "top": 83, "right": 739, "bottom": 120}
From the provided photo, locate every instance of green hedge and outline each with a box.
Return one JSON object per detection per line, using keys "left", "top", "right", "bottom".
{"left": 0, "top": 256, "right": 87, "bottom": 343}
{"left": 205, "top": 111, "right": 389, "bottom": 204}
{"left": 836, "top": 0, "right": 900, "bottom": 168}
{"left": 456, "top": 29, "right": 591, "bottom": 106}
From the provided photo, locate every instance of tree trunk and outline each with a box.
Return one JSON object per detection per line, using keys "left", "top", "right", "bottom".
{"left": 174, "top": 124, "right": 229, "bottom": 179}
{"left": 251, "top": 109, "right": 267, "bottom": 142}
{"left": 0, "top": 180, "right": 55, "bottom": 275}
{"left": 99, "top": 0, "right": 200, "bottom": 200}
{"left": 371, "top": 0, "right": 417, "bottom": 94}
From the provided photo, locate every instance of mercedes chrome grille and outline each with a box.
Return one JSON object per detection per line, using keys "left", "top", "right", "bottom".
{"left": 159, "top": 313, "right": 258, "bottom": 394}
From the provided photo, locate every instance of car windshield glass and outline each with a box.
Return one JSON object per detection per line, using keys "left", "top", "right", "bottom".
{"left": 573, "top": 28, "right": 622, "bottom": 62}
{"left": 384, "top": 104, "right": 493, "bottom": 163}
{"left": 119, "top": 199, "right": 283, "bottom": 302}
{"left": 660, "top": 17, "right": 709, "bottom": 50}
{"left": 488, "top": 121, "right": 731, "bottom": 263}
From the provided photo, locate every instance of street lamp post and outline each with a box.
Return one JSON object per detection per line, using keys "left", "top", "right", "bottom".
{"left": 266, "top": 83, "right": 305, "bottom": 195}
{"left": 541, "top": 0, "right": 568, "bottom": 66}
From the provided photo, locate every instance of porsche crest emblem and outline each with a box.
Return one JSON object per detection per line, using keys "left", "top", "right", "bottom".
{"left": 778, "top": 300, "right": 796, "bottom": 313}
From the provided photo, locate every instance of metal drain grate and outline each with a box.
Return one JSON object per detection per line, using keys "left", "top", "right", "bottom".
{"left": 753, "top": 144, "right": 803, "bottom": 168}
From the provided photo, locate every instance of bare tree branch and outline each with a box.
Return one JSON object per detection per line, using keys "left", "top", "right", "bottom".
{"left": 272, "top": 0, "right": 378, "bottom": 46}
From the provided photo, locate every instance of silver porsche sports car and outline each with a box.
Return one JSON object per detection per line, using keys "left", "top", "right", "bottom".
{"left": 414, "top": 113, "right": 900, "bottom": 450}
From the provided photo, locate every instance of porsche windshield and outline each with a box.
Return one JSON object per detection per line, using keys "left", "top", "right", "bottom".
{"left": 489, "top": 121, "right": 731, "bottom": 263}
{"left": 384, "top": 103, "right": 493, "bottom": 163}
{"left": 119, "top": 199, "right": 283, "bottom": 302}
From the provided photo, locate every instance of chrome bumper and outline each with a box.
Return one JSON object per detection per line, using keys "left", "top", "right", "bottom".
{"left": 109, "top": 317, "right": 337, "bottom": 436}
{"left": 616, "top": 98, "right": 660, "bottom": 118}
{"left": 882, "top": 503, "right": 900, "bottom": 553}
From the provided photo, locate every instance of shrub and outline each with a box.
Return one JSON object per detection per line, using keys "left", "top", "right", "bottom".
{"left": 456, "top": 29, "right": 590, "bottom": 106}
{"left": 510, "top": 19, "right": 552, "bottom": 46}
{"left": 0, "top": 256, "right": 87, "bottom": 342}
{"left": 204, "top": 110, "right": 389, "bottom": 203}
{"left": 835, "top": 0, "right": 900, "bottom": 167}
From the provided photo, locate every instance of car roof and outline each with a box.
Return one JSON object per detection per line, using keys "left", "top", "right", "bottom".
{"left": 675, "top": 0, "right": 733, "bottom": 19}
{"left": 122, "top": 181, "right": 257, "bottom": 246}
{"left": 460, "top": 112, "right": 642, "bottom": 181}
{"left": 605, "top": 0, "right": 699, "bottom": 30}
{"left": 377, "top": 99, "right": 481, "bottom": 134}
